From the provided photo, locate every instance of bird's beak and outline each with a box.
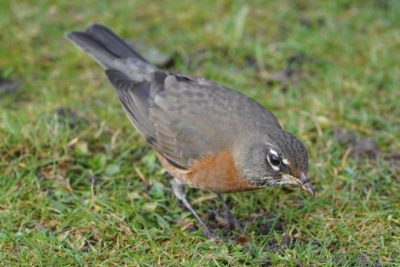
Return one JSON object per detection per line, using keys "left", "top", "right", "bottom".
{"left": 299, "top": 174, "right": 314, "bottom": 197}
{"left": 282, "top": 172, "right": 315, "bottom": 197}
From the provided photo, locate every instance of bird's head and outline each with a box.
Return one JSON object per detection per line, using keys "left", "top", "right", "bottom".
{"left": 236, "top": 127, "right": 314, "bottom": 196}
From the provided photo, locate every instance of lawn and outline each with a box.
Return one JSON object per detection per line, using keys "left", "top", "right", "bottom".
{"left": 0, "top": 0, "right": 399, "bottom": 266}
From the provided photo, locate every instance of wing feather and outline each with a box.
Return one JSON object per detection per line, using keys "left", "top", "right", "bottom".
{"left": 106, "top": 69, "right": 281, "bottom": 169}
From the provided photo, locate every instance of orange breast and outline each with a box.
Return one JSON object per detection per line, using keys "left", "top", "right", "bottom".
{"left": 157, "top": 149, "right": 260, "bottom": 193}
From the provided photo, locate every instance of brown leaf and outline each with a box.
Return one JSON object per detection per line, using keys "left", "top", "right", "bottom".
{"left": 236, "top": 234, "right": 250, "bottom": 245}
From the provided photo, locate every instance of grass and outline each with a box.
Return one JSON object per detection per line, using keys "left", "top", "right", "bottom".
{"left": 1, "top": 0, "right": 399, "bottom": 266}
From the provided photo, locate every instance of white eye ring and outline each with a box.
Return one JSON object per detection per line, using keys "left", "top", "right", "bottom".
{"left": 269, "top": 149, "right": 278, "bottom": 157}
{"left": 268, "top": 149, "right": 281, "bottom": 171}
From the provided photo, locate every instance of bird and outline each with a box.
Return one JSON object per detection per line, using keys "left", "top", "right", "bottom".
{"left": 66, "top": 24, "right": 314, "bottom": 239}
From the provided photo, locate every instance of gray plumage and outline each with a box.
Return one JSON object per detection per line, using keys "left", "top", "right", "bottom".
{"left": 66, "top": 24, "right": 314, "bottom": 239}
{"left": 66, "top": 24, "right": 286, "bottom": 170}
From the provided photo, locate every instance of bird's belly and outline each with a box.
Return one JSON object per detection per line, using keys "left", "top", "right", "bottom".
{"left": 157, "top": 150, "right": 260, "bottom": 193}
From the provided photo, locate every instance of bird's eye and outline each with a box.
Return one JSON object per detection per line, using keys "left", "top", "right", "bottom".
{"left": 268, "top": 153, "right": 281, "bottom": 168}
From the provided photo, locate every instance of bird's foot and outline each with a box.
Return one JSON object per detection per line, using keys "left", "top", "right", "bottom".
{"left": 172, "top": 179, "right": 217, "bottom": 240}
{"left": 217, "top": 193, "right": 242, "bottom": 233}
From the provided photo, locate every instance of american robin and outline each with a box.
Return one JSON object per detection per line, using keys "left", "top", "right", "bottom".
{"left": 66, "top": 24, "right": 314, "bottom": 239}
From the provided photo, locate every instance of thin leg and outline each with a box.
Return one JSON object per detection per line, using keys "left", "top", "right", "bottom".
{"left": 171, "top": 179, "right": 216, "bottom": 239}
{"left": 217, "top": 193, "right": 242, "bottom": 232}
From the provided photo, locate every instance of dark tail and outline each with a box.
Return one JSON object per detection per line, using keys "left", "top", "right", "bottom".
{"left": 65, "top": 24, "right": 150, "bottom": 69}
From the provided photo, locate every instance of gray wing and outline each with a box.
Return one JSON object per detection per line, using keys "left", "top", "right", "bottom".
{"left": 66, "top": 24, "right": 281, "bottom": 169}
{"left": 106, "top": 70, "right": 281, "bottom": 169}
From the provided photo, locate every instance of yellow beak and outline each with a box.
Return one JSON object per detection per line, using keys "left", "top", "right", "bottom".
{"left": 282, "top": 172, "right": 314, "bottom": 197}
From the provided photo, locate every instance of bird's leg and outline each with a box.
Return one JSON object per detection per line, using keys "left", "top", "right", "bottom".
{"left": 216, "top": 193, "right": 242, "bottom": 232}
{"left": 171, "top": 179, "right": 216, "bottom": 239}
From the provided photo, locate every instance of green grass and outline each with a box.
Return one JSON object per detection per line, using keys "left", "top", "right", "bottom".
{"left": 1, "top": 0, "right": 399, "bottom": 266}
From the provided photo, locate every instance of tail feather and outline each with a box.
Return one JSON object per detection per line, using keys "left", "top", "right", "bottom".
{"left": 66, "top": 31, "right": 116, "bottom": 69}
{"left": 85, "top": 24, "right": 149, "bottom": 63}
{"left": 65, "top": 24, "right": 150, "bottom": 70}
